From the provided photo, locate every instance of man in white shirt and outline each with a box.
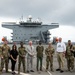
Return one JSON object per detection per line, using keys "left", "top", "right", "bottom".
{"left": 27, "top": 41, "right": 35, "bottom": 73}
{"left": 56, "top": 37, "right": 66, "bottom": 73}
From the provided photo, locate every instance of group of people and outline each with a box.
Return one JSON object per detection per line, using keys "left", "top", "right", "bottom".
{"left": 0, "top": 37, "right": 75, "bottom": 74}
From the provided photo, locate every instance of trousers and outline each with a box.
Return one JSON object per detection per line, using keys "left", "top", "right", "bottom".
{"left": 27, "top": 56, "right": 33, "bottom": 71}
{"left": 11, "top": 59, "right": 16, "bottom": 71}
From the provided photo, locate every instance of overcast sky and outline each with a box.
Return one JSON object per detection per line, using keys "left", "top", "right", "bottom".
{"left": 0, "top": 0, "right": 75, "bottom": 42}
{"left": 0, "top": 0, "right": 75, "bottom": 25}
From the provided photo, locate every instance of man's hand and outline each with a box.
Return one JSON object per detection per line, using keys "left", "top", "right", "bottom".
{"left": 22, "top": 55, "right": 25, "bottom": 58}
{"left": 63, "top": 52, "right": 65, "bottom": 57}
{"left": 1, "top": 56, "right": 3, "bottom": 59}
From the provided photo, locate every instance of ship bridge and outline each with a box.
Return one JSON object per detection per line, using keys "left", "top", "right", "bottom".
{"left": 2, "top": 16, "right": 59, "bottom": 44}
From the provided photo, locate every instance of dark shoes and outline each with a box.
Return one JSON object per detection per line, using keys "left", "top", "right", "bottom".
{"left": 56, "top": 69, "right": 64, "bottom": 73}
{"left": 56, "top": 68, "right": 60, "bottom": 71}
{"left": 30, "top": 70, "right": 34, "bottom": 72}
{"left": 60, "top": 70, "right": 64, "bottom": 73}
{"left": 12, "top": 72, "right": 16, "bottom": 74}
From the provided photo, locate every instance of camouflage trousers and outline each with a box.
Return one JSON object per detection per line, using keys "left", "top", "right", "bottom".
{"left": 46, "top": 56, "right": 53, "bottom": 70}
{"left": 66, "top": 56, "right": 74, "bottom": 70}
{"left": 1, "top": 57, "right": 9, "bottom": 72}
{"left": 0, "top": 58, "right": 2, "bottom": 73}
{"left": 18, "top": 57, "right": 25, "bottom": 73}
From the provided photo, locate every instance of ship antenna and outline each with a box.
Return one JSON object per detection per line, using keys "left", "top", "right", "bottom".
{"left": 21, "top": 14, "right": 23, "bottom": 21}
{"left": 20, "top": 14, "right": 23, "bottom": 22}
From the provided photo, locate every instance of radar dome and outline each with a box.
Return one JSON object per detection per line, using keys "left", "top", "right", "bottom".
{"left": 28, "top": 15, "right": 32, "bottom": 19}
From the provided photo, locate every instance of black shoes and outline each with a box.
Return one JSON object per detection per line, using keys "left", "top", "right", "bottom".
{"left": 30, "top": 70, "right": 34, "bottom": 72}
{"left": 12, "top": 72, "right": 16, "bottom": 74}
{"left": 56, "top": 68, "right": 60, "bottom": 71}
{"left": 60, "top": 70, "right": 64, "bottom": 73}
{"left": 56, "top": 69, "right": 64, "bottom": 73}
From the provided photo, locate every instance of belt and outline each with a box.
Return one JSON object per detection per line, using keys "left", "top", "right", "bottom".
{"left": 57, "top": 52, "right": 63, "bottom": 53}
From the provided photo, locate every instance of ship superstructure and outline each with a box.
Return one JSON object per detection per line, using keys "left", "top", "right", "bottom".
{"left": 2, "top": 16, "right": 59, "bottom": 43}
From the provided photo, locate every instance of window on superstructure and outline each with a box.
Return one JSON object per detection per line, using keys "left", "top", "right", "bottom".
{"left": 15, "top": 30, "right": 16, "bottom": 32}
{"left": 16, "top": 37, "right": 17, "bottom": 39}
{"left": 30, "top": 34, "right": 32, "bottom": 35}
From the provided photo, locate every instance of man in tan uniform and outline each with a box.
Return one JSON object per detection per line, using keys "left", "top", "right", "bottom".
{"left": 1, "top": 41, "right": 10, "bottom": 72}
{"left": 36, "top": 41, "right": 44, "bottom": 71}
{"left": 66, "top": 40, "right": 74, "bottom": 72}
{"left": 0, "top": 46, "right": 3, "bottom": 73}
{"left": 18, "top": 42, "right": 27, "bottom": 74}
{"left": 45, "top": 42, "right": 55, "bottom": 72}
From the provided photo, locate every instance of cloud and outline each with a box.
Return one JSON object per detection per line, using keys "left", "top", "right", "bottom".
{"left": 50, "top": 25, "right": 75, "bottom": 42}
{"left": 0, "top": 0, "right": 75, "bottom": 25}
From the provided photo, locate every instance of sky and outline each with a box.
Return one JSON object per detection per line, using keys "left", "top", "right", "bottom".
{"left": 0, "top": 0, "right": 75, "bottom": 42}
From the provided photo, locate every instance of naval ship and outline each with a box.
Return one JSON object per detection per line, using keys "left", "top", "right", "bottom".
{"left": 2, "top": 15, "right": 59, "bottom": 43}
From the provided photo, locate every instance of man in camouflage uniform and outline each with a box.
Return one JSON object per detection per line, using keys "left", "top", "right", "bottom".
{"left": 18, "top": 42, "right": 26, "bottom": 74}
{"left": 1, "top": 41, "right": 10, "bottom": 72}
{"left": 0, "top": 46, "right": 3, "bottom": 73}
{"left": 45, "top": 42, "right": 55, "bottom": 72}
{"left": 66, "top": 40, "right": 74, "bottom": 72}
{"left": 36, "top": 41, "right": 44, "bottom": 71}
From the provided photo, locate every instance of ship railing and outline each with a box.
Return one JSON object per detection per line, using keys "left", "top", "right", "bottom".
{"left": 2, "top": 22, "right": 16, "bottom": 25}
{"left": 51, "top": 23, "right": 59, "bottom": 24}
